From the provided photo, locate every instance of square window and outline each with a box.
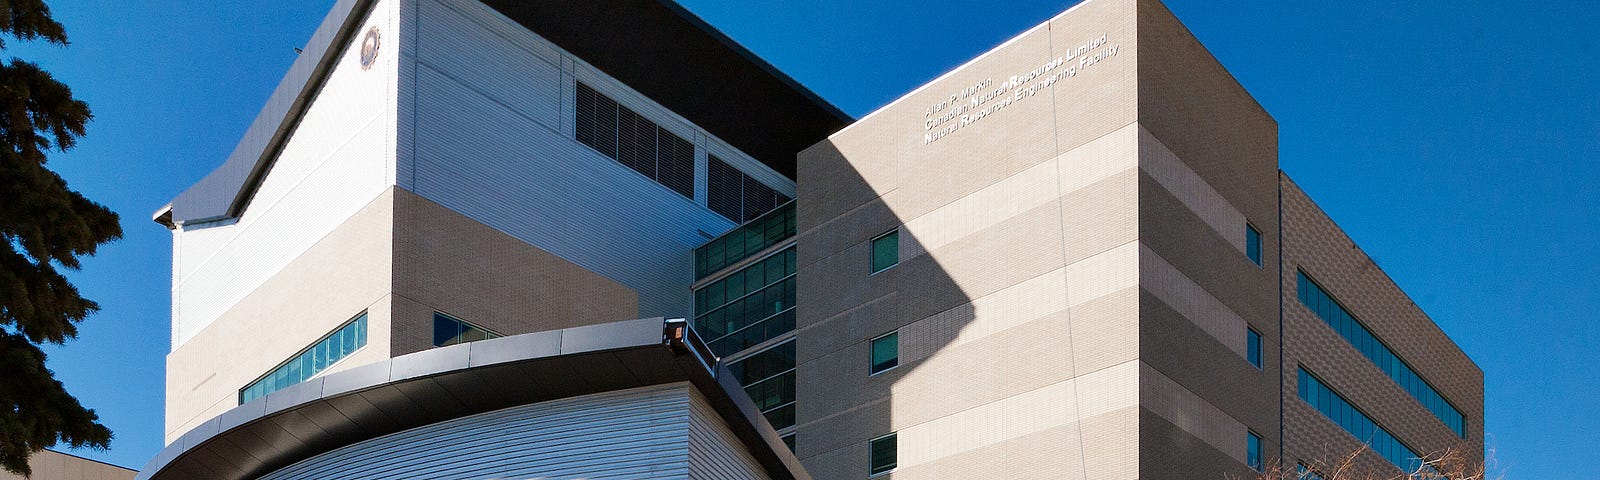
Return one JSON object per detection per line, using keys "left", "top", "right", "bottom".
{"left": 433, "top": 313, "right": 463, "bottom": 347}
{"left": 870, "top": 332, "right": 899, "bottom": 375}
{"left": 1247, "top": 328, "right": 1263, "bottom": 369}
{"left": 871, "top": 229, "right": 900, "bottom": 273}
{"left": 1246, "top": 223, "right": 1263, "bottom": 266}
{"left": 869, "top": 433, "right": 897, "bottom": 476}
{"left": 1247, "top": 431, "right": 1263, "bottom": 471}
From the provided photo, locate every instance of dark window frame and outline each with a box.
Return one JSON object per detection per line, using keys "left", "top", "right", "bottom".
{"left": 1247, "top": 430, "right": 1263, "bottom": 471}
{"left": 1246, "top": 222, "right": 1264, "bottom": 267}
{"left": 870, "top": 229, "right": 900, "bottom": 274}
{"left": 868, "top": 432, "right": 898, "bottom": 476}
{"left": 869, "top": 331, "right": 900, "bottom": 375}
{"left": 1247, "top": 327, "right": 1263, "bottom": 369}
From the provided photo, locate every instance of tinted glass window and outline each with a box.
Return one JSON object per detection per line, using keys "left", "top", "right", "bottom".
{"left": 241, "top": 314, "right": 367, "bottom": 404}
{"left": 869, "top": 433, "right": 897, "bottom": 475}
{"left": 1298, "top": 367, "right": 1427, "bottom": 472}
{"left": 1246, "top": 223, "right": 1263, "bottom": 266}
{"left": 1247, "top": 328, "right": 1263, "bottom": 368}
{"left": 1296, "top": 271, "right": 1465, "bottom": 437}
{"left": 1247, "top": 431, "right": 1263, "bottom": 471}
{"left": 871, "top": 229, "right": 900, "bottom": 273}
{"left": 432, "top": 312, "right": 501, "bottom": 347}
{"left": 871, "top": 332, "right": 899, "bottom": 374}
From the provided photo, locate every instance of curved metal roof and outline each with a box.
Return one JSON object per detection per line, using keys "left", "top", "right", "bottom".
{"left": 136, "top": 318, "right": 809, "bottom": 480}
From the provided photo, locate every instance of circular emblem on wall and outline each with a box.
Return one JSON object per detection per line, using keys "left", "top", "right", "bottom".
{"left": 359, "top": 26, "right": 381, "bottom": 70}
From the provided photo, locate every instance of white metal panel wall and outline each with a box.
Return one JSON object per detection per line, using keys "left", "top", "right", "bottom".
{"left": 688, "top": 389, "right": 772, "bottom": 480}
{"left": 260, "top": 383, "right": 702, "bottom": 480}
{"left": 170, "top": 0, "right": 400, "bottom": 348}
{"left": 399, "top": 0, "right": 793, "bottom": 318}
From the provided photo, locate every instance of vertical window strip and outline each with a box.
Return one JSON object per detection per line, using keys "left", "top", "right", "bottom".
{"left": 240, "top": 313, "right": 368, "bottom": 404}
{"left": 693, "top": 248, "right": 797, "bottom": 357}
{"left": 1247, "top": 327, "right": 1263, "bottom": 368}
{"left": 1247, "top": 431, "right": 1263, "bottom": 471}
{"left": 728, "top": 341, "right": 797, "bottom": 430}
{"left": 1297, "top": 367, "right": 1427, "bottom": 473}
{"left": 1295, "top": 271, "right": 1466, "bottom": 437}
{"left": 1246, "top": 223, "right": 1263, "bottom": 266}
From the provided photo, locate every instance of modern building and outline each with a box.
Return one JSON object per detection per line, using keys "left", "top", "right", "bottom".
{"left": 143, "top": 0, "right": 1482, "bottom": 478}
{"left": 2, "top": 450, "right": 136, "bottom": 480}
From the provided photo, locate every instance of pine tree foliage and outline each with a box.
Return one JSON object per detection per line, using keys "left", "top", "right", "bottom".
{"left": 0, "top": 0, "right": 121, "bottom": 475}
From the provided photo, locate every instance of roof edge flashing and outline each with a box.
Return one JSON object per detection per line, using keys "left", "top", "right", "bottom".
{"left": 138, "top": 318, "right": 809, "bottom": 480}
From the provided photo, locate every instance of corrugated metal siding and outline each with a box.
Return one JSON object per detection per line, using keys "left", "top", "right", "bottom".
{"left": 688, "top": 389, "right": 772, "bottom": 480}
{"left": 165, "top": 0, "right": 371, "bottom": 223}
{"left": 170, "top": 0, "right": 399, "bottom": 348}
{"left": 259, "top": 383, "right": 699, "bottom": 480}
{"left": 400, "top": 0, "right": 792, "bottom": 319}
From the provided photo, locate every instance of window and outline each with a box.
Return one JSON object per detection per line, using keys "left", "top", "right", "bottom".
{"left": 574, "top": 81, "right": 695, "bottom": 198}
{"left": 869, "top": 433, "right": 897, "bottom": 476}
{"left": 240, "top": 313, "right": 367, "bottom": 404}
{"left": 695, "top": 202, "right": 796, "bottom": 280}
{"left": 1247, "top": 327, "right": 1263, "bottom": 369}
{"left": 870, "top": 332, "right": 899, "bottom": 375}
{"left": 1247, "top": 431, "right": 1263, "bottom": 471}
{"left": 870, "top": 229, "right": 900, "bottom": 273}
{"left": 781, "top": 434, "right": 796, "bottom": 453}
{"left": 1296, "top": 271, "right": 1466, "bottom": 437}
{"left": 1298, "top": 367, "right": 1427, "bottom": 473}
{"left": 729, "top": 341, "right": 797, "bottom": 430}
{"left": 708, "top": 155, "right": 791, "bottom": 224}
{"left": 1297, "top": 464, "right": 1326, "bottom": 480}
{"left": 694, "top": 248, "right": 797, "bottom": 357}
{"left": 432, "top": 312, "right": 501, "bottom": 347}
{"left": 1246, "top": 223, "right": 1263, "bottom": 266}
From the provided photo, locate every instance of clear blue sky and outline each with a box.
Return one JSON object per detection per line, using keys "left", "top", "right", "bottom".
{"left": 16, "top": 0, "right": 1593, "bottom": 475}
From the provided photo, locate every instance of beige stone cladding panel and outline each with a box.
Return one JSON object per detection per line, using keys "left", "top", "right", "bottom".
{"left": 1140, "top": 360, "right": 1252, "bottom": 466}
{"left": 1138, "top": 409, "right": 1256, "bottom": 480}
{"left": 793, "top": 0, "right": 1142, "bottom": 476}
{"left": 798, "top": 167, "right": 1139, "bottom": 365}
{"left": 389, "top": 188, "right": 638, "bottom": 356}
{"left": 164, "top": 189, "right": 397, "bottom": 442}
{"left": 796, "top": 0, "right": 1138, "bottom": 241}
{"left": 1140, "top": 243, "right": 1250, "bottom": 358}
{"left": 800, "top": 364, "right": 1142, "bottom": 480}
{"left": 1133, "top": 0, "right": 1284, "bottom": 472}
{"left": 0, "top": 450, "right": 136, "bottom": 480}
{"left": 1139, "top": 287, "right": 1279, "bottom": 457}
{"left": 1137, "top": 169, "right": 1281, "bottom": 464}
{"left": 794, "top": 172, "right": 1139, "bottom": 464}
{"left": 1134, "top": 0, "right": 1279, "bottom": 228}
{"left": 796, "top": 284, "right": 1138, "bottom": 457}
{"left": 1280, "top": 175, "right": 1484, "bottom": 466}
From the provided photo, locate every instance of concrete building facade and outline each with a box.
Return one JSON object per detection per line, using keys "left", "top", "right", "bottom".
{"left": 142, "top": 0, "right": 1482, "bottom": 478}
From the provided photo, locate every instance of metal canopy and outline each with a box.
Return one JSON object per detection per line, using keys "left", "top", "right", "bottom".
{"left": 136, "top": 318, "right": 808, "bottom": 480}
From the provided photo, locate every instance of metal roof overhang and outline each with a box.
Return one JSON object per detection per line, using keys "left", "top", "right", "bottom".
{"left": 479, "top": 0, "right": 851, "bottom": 179}
{"left": 159, "top": 0, "right": 848, "bottom": 226}
{"left": 135, "top": 318, "right": 809, "bottom": 480}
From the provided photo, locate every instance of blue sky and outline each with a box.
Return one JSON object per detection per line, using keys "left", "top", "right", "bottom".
{"left": 16, "top": 0, "right": 1594, "bottom": 475}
